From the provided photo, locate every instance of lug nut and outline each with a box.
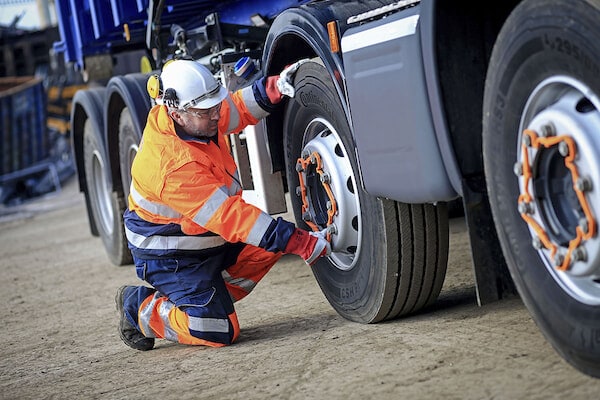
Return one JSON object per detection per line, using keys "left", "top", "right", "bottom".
{"left": 301, "top": 150, "right": 310, "bottom": 159}
{"left": 320, "top": 173, "right": 331, "bottom": 184}
{"left": 540, "top": 123, "right": 555, "bottom": 137}
{"left": 302, "top": 212, "right": 312, "bottom": 222}
{"left": 532, "top": 236, "right": 543, "bottom": 250}
{"left": 513, "top": 162, "right": 523, "bottom": 177}
{"left": 310, "top": 155, "right": 317, "bottom": 164}
{"left": 523, "top": 135, "right": 532, "bottom": 147}
{"left": 554, "top": 252, "right": 565, "bottom": 268}
{"left": 558, "top": 141, "right": 570, "bottom": 157}
{"left": 572, "top": 247, "right": 587, "bottom": 262}
{"left": 295, "top": 186, "right": 302, "bottom": 196}
{"left": 327, "top": 224, "right": 338, "bottom": 235}
{"left": 575, "top": 177, "right": 592, "bottom": 192}
{"left": 296, "top": 162, "right": 304, "bottom": 172}
{"left": 518, "top": 202, "right": 534, "bottom": 215}
{"left": 579, "top": 218, "right": 589, "bottom": 234}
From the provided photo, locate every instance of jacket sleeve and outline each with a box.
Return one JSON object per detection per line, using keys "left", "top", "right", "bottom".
{"left": 160, "top": 161, "right": 295, "bottom": 251}
{"left": 219, "top": 77, "right": 284, "bottom": 134}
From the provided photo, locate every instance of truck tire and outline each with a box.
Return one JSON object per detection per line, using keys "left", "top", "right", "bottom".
{"left": 83, "top": 118, "right": 132, "bottom": 266}
{"left": 283, "top": 61, "right": 449, "bottom": 323}
{"left": 483, "top": 0, "right": 600, "bottom": 377}
{"left": 118, "top": 108, "right": 139, "bottom": 199}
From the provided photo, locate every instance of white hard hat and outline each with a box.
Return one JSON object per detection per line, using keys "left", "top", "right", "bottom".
{"left": 153, "top": 60, "right": 227, "bottom": 110}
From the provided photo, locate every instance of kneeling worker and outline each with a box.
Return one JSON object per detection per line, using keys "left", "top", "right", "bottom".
{"left": 116, "top": 59, "right": 330, "bottom": 350}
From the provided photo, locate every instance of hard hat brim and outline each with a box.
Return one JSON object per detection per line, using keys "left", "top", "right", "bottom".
{"left": 191, "top": 85, "right": 228, "bottom": 110}
{"left": 154, "top": 86, "right": 227, "bottom": 109}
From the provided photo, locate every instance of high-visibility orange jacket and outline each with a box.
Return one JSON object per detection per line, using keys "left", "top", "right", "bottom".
{"left": 124, "top": 82, "right": 295, "bottom": 259}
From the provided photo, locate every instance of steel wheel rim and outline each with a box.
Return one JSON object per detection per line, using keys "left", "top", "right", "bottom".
{"left": 301, "top": 117, "right": 361, "bottom": 271}
{"left": 92, "top": 149, "right": 114, "bottom": 235}
{"left": 517, "top": 75, "right": 600, "bottom": 305}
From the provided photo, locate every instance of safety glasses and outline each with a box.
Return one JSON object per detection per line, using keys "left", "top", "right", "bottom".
{"left": 184, "top": 103, "right": 222, "bottom": 119}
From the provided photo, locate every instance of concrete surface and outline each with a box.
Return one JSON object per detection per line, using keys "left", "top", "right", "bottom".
{"left": 1, "top": 178, "right": 599, "bottom": 399}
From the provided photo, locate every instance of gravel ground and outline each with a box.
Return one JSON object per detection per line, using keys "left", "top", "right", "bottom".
{"left": 1, "top": 178, "right": 599, "bottom": 399}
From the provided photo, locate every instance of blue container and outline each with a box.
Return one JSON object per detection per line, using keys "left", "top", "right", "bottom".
{"left": 0, "top": 77, "right": 48, "bottom": 176}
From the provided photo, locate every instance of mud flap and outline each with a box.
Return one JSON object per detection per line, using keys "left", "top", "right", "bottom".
{"left": 462, "top": 175, "right": 518, "bottom": 305}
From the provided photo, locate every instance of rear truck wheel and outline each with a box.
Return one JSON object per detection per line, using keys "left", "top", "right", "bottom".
{"left": 483, "top": 0, "right": 600, "bottom": 377}
{"left": 118, "top": 108, "right": 139, "bottom": 199}
{"left": 283, "top": 61, "right": 449, "bottom": 323}
{"left": 83, "top": 119, "right": 132, "bottom": 266}
{"left": 108, "top": 74, "right": 151, "bottom": 199}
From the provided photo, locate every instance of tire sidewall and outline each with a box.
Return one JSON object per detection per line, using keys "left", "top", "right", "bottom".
{"left": 83, "top": 120, "right": 131, "bottom": 266}
{"left": 118, "top": 108, "right": 138, "bottom": 199}
{"left": 484, "top": 0, "right": 600, "bottom": 374}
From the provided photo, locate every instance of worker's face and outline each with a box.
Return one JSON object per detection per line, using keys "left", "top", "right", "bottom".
{"left": 171, "top": 103, "right": 222, "bottom": 138}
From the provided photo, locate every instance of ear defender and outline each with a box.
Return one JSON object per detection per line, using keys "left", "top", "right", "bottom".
{"left": 147, "top": 72, "right": 179, "bottom": 108}
{"left": 147, "top": 74, "right": 162, "bottom": 99}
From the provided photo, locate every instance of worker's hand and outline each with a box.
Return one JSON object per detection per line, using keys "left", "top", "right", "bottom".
{"left": 276, "top": 59, "right": 310, "bottom": 98}
{"left": 309, "top": 228, "right": 332, "bottom": 261}
{"left": 284, "top": 227, "right": 331, "bottom": 266}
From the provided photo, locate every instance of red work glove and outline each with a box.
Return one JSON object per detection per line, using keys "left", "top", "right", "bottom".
{"left": 284, "top": 228, "right": 331, "bottom": 266}
{"left": 264, "top": 59, "right": 311, "bottom": 103}
{"left": 265, "top": 75, "right": 283, "bottom": 104}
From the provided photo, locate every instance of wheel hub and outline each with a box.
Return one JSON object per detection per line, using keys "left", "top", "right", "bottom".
{"left": 296, "top": 118, "right": 361, "bottom": 271}
{"left": 516, "top": 76, "right": 600, "bottom": 303}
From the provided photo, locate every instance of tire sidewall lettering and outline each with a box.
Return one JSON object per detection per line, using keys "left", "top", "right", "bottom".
{"left": 543, "top": 33, "right": 600, "bottom": 78}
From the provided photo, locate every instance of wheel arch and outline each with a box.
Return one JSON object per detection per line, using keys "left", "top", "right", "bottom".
{"left": 428, "top": 0, "right": 521, "bottom": 184}
{"left": 262, "top": 0, "right": 523, "bottom": 190}
{"left": 262, "top": 2, "right": 372, "bottom": 174}
{"left": 105, "top": 73, "right": 152, "bottom": 194}
{"left": 70, "top": 87, "right": 108, "bottom": 236}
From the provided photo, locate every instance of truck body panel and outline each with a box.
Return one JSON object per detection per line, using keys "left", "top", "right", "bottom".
{"left": 342, "top": 4, "right": 457, "bottom": 203}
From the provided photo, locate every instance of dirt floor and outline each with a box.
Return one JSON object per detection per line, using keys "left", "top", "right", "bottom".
{"left": 1, "top": 178, "right": 600, "bottom": 400}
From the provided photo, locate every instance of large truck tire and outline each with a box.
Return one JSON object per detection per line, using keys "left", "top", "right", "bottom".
{"left": 83, "top": 117, "right": 132, "bottom": 266}
{"left": 483, "top": 0, "right": 600, "bottom": 377}
{"left": 283, "top": 61, "right": 449, "bottom": 323}
{"left": 107, "top": 73, "right": 151, "bottom": 200}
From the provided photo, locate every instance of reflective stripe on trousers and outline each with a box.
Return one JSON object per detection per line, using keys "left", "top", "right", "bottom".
{"left": 222, "top": 245, "right": 282, "bottom": 302}
{"left": 124, "top": 244, "right": 282, "bottom": 346}
{"left": 138, "top": 291, "right": 239, "bottom": 347}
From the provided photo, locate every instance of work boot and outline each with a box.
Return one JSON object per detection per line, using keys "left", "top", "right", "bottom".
{"left": 115, "top": 286, "right": 155, "bottom": 351}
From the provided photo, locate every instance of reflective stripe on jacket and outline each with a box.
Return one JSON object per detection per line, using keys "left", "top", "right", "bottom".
{"left": 125, "top": 85, "right": 280, "bottom": 258}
